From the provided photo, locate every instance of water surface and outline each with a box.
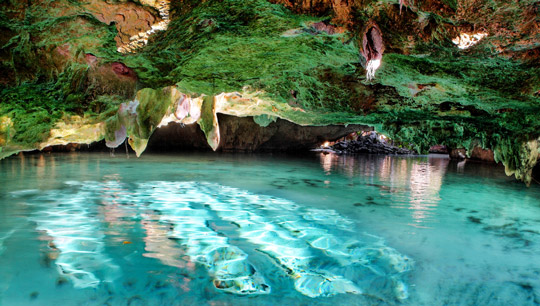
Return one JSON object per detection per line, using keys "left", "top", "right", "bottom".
{"left": 0, "top": 152, "right": 539, "bottom": 305}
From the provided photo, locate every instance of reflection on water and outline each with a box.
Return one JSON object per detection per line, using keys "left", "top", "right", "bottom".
{"left": 320, "top": 153, "right": 449, "bottom": 228}
{"left": 1, "top": 152, "right": 540, "bottom": 306}
{"left": 407, "top": 157, "right": 448, "bottom": 228}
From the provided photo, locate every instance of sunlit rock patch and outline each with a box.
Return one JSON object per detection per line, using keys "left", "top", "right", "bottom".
{"left": 38, "top": 116, "right": 105, "bottom": 150}
{"left": 452, "top": 32, "right": 488, "bottom": 50}
{"left": 116, "top": 0, "right": 171, "bottom": 53}
{"left": 0, "top": 116, "right": 13, "bottom": 148}
{"left": 82, "top": 0, "right": 163, "bottom": 53}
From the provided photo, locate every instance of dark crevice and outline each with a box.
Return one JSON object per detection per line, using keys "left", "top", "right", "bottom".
{"left": 362, "top": 24, "right": 384, "bottom": 63}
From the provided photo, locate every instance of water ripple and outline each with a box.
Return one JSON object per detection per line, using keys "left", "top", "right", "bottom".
{"left": 10, "top": 180, "right": 413, "bottom": 302}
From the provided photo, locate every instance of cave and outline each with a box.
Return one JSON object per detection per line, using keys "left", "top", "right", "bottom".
{"left": 0, "top": 0, "right": 539, "bottom": 304}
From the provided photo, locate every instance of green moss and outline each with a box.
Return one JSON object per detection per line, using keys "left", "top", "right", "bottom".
{"left": 123, "top": 0, "right": 359, "bottom": 112}
{"left": 86, "top": 95, "right": 125, "bottom": 118}
{"left": 377, "top": 53, "right": 540, "bottom": 114}
{"left": 1, "top": 2, "right": 117, "bottom": 83}
{"left": 383, "top": 54, "right": 538, "bottom": 97}
{"left": 135, "top": 87, "right": 172, "bottom": 138}
{"left": 441, "top": 0, "right": 458, "bottom": 10}
{"left": 1, "top": 0, "right": 539, "bottom": 183}
{"left": 198, "top": 95, "right": 216, "bottom": 137}
{"left": 253, "top": 114, "right": 277, "bottom": 127}
{"left": 373, "top": 51, "right": 540, "bottom": 180}
{"left": 0, "top": 82, "right": 65, "bottom": 145}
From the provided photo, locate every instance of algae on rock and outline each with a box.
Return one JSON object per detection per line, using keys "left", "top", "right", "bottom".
{"left": 1, "top": 0, "right": 539, "bottom": 184}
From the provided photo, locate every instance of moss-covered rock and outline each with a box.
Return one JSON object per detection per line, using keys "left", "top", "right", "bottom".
{"left": 0, "top": 0, "right": 539, "bottom": 184}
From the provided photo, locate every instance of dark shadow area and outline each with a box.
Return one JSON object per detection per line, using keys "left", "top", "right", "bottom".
{"left": 147, "top": 114, "right": 372, "bottom": 153}
{"left": 533, "top": 162, "right": 540, "bottom": 185}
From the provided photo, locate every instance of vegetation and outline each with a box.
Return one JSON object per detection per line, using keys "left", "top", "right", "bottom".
{"left": 0, "top": 0, "right": 539, "bottom": 183}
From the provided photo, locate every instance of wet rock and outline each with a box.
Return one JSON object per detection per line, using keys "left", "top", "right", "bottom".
{"left": 84, "top": 53, "right": 98, "bottom": 65}
{"left": 310, "top": 20, "right": 339, "bottom": 34}
{"left": 467, "top": 216, "right": 482, "bottom": 224}
{"left": 450, "top": 147, "right": 496, "bottom": 163}
{"left": 320, "top": 132, "right": 416, "bottom": 155}
{"left": 450, "top": 148, "right": 467, "bottom": 160}
{"left": 429, "top": 145, "right": 449, "bottom": 154}
{"left": 111, "top": 63, "right": 138, "bottom": 80}
{"left": 86, "top": 60, "right": 138, "bottom": 98}
{"left": 470, "top": 147, "right": 495, "bottom": 163}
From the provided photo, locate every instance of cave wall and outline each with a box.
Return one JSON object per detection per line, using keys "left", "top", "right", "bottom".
{"left": 0, "top": 0, "right": 539, "bottom": 184}
{"left": 148, "top": 114, "right": 371, "bottom": 152}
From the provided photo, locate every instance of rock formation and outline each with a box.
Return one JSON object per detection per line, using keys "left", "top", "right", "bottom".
{"left": 320, "top": 131, "right": 416, "bottom": 155}
{"left": 0, "top": 0, "right": 539, "bottom": 184}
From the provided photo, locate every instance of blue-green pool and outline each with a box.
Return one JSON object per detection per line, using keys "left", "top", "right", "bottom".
{"left": 0, "top": 152, "right": 539, "bottom": 305}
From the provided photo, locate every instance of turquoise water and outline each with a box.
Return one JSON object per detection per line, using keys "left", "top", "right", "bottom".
{"left": 0, "top": 152, "right": 539, "bottom": 305}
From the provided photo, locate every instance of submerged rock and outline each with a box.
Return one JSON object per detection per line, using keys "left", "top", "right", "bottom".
{"left": 13, "top": 184, "right": 121, "bottom": 288}
{"left": 10, "top": 180, "right": 414, "bottom": 300}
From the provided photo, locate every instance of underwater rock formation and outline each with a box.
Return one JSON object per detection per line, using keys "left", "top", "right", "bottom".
{"left": 201, "top": 182, "right": 413, "bottom": 300}
{"left": 12, "top": 186, "right": 120, "bottom": 288}
{"left": 0, "top": 0, "right": 539, "bottom": 184}
{"left": 137, "top": 182, "right": 271, "bottom": 295}
{"left": 10, "top": 180, "right": 413, "bottom": 300}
